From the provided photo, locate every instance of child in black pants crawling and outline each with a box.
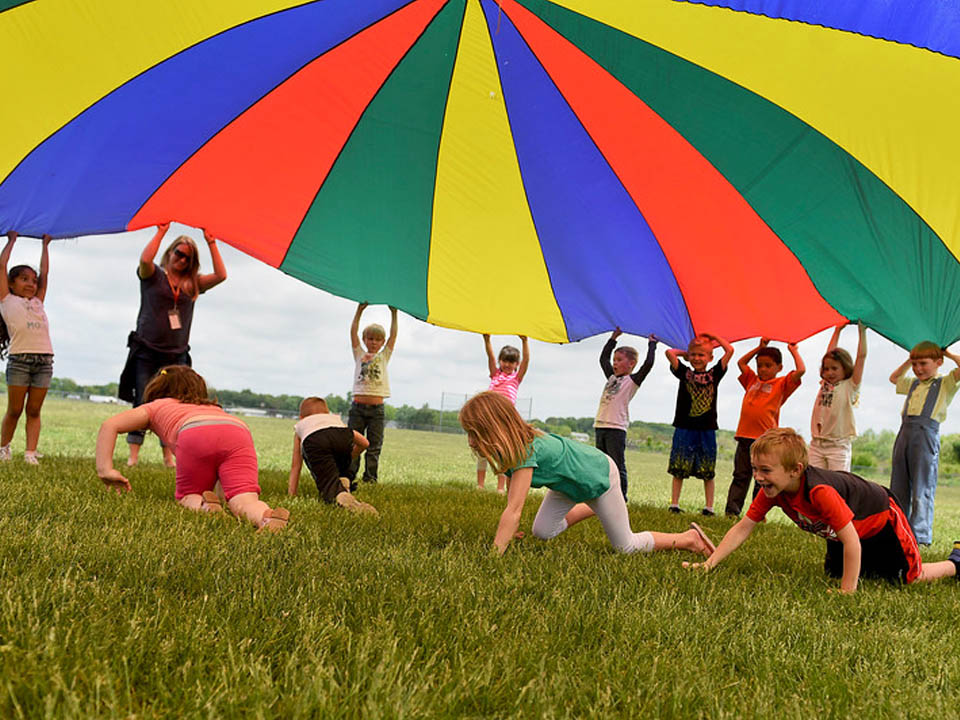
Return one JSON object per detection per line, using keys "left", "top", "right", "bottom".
{"left": 289, "top": 396, "right": 378, "bottom": 516}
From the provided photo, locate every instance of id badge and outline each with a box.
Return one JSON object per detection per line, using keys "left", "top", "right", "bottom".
{"left": 168, "top": 309, "right": 182, "bottom": 330}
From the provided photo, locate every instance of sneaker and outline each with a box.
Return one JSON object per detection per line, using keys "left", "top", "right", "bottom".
{"left": 668, "top": 505, "right": 682, "bottom": 514}
{"left": 948, "top": 541, "right": 960, "bottom": 579}
{"left": 701, "top": 508, "right": 716, "bottom": 517}
{"left": 24, "top": 451, "right": 39, "bottom": 465}
{"left": 0, "top": 446, "right": 11, "bottom": 461}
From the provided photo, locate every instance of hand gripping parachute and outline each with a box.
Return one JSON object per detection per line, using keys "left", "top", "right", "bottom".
{"left": 1, "top": 0, "right": 959, "bottom": 349}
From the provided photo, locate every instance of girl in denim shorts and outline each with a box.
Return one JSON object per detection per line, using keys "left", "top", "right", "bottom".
{"left": 0, "top": 231, "right": 54, "bottom": 465}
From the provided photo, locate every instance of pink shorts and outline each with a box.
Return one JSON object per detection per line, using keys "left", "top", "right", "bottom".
{"left": 173, "top": 422, "right": 260, "bottom": 500}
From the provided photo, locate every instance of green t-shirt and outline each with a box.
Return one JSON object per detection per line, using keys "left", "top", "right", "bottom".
{"left": 507, "top": 433, "right": 611, "bottom": 503}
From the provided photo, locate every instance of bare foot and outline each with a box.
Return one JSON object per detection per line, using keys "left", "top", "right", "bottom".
{"left": 126, "top": 457, "right": 138, "bottom": 467}
{"left": 163, "top": 449, "right": 176, "bottom": 468}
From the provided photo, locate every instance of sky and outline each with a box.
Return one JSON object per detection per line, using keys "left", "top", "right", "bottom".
{"left": 21, "top": 223, "right": 952, "bottom": 438}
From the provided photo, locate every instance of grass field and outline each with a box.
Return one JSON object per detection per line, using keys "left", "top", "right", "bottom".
{"left": 3, "top": 396, "right": 960, "bottom": 718}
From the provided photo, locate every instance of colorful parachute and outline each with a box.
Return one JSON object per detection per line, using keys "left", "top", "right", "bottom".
{"left": 1, "top": 1, "right": 959, "bottom": 349}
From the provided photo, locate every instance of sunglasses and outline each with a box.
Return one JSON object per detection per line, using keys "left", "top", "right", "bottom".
{"left": 173, "top": 248, "right": 193, "bottom": 261}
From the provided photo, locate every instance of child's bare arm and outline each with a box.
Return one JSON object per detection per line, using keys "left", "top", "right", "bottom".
{"left": 483, "top": 334, "right": 497, "bottom": 377}
{"left": 851, "top": 322, "right": 867, "bottom": 386}
{"left": 0, "top": 231, "right": 16, "bottom": 299}
{"left": 288, "top": 434, "right": 302, "bottom": 496}
{"left": 516, "top": 336, "right": 530, "bottom": 383}
{"left": 493, "top": 467, "right": 532, "bottom": 555}
{"left": 351, "top": 431, "right": 370, "bottom": 458}
{"left": 36, "top": 234, "right": 52, "bottom": 302}
{"left": 665, "top": 347, "right": 684, "bottom": 371}
{"left": 704, "top": 333, "right": 735, "bottom": 369}
{"left": 350, "top": 302, "right": 367, "bottom": 350}
{"left": 96, "top": 407, "right": 151, "bottom": 492}
{"left": 826, "top": 324, "right": 844, "bottom": 353}
{"left": 787, "top": 342, "right": 805, "bottom": 380}
{"left": 944, "top": 348, "right": 960, "bottom": 381}
{"left": 835, "top": 522, "right": 861, "bottom": 594}
{"left": 197, "top": 229, "right": 228, "bottom": 293}
{"left": 684, "top": 516, "right": 757, "bottom": 571}
{"left": 737, "top": 338, "right": 767, "bottom": 374}
{"left": 386, "top": 306, "right": 398, "bottom": 351}
{"left": 890, "top": 357, "right": 911, "bottom": 384}
{"left": 139, "top": 223, "right": 169, "bottom": 280}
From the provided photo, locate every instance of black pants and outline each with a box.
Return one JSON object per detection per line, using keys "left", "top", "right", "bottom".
{"left": 348, "top": 402, "right": 384, "bottom": 484}
{"left": 824, "top": 523, "right": 910, "bottom": 585}
{"left": 126, "top": 345, "right": 190, "bottom": 445}
{"left": 302, "top": 427, "right": 354, "bottom": 503}
{"left": 724, "top": 437, "right": 758, "bottom": 516}
{"left": 595, "top": 428, "right": 628, "bottom": 501}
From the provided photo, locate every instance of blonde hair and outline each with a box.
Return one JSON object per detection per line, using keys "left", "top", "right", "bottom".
{"left": 614, "top": 346, "right": 639, "bottom": 363}
{"left": 910, "top": 341, "right": 943, "bottom": 361}
{"left": 459, "top": 391, "right": 538, "bottom": 474}
{"left": 750, "top": 428, "right": 808, "bottom": 471}
{"left": 299, "top": 396, "right": 329, "bottom": 418}
{"left": 687, "top": 335, "right": 713, "bottom": 355}
{"left": 159, "top": 235, "right": 201, "bottom": 299}
{"left": 363, "top": 323, "right": 386, "bottom": 341}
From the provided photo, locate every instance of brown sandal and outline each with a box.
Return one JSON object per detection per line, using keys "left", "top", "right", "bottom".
{"left": 201, "top": 491, "right": 224, "bottom": 513}
{"left": 258, "top": 507, "right": 290, "bottom": 533}
{"left": 689, "top": 522, "right": 716, "bottom": 556}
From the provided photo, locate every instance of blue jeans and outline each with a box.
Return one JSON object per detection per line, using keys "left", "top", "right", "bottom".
{"left": 348, "top": 402, "right": 384, "bottom": 484}
{"left": 890, "top": 417, "right": 940, "bottom": 544}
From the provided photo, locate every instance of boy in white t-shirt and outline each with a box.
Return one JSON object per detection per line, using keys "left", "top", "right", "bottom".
{"left": 347, "top": 303, "right": 398, "bottom": 489}
{"left": 289, "top": 396, "right": 377, "bottom": 515}
{"left": 593, "top": 328, "right": 656, "bottom": 502}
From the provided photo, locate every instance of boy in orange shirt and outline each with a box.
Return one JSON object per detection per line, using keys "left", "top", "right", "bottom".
{"left": 724, "top": 338, "right": 804, "bottom": 517}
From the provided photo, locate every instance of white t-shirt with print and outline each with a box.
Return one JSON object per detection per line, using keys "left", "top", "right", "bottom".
{"left": 352, "top": 345, "right": 392, "bottom": 398}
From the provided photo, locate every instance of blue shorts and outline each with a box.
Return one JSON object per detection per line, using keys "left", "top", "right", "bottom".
{"left": 668, "top": 428, "right": 717, "bottom": 480}
{"left": 6, "top": 353, "right": 53, "bottom": 388}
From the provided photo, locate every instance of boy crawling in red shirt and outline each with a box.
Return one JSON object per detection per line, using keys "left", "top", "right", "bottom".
{"left": 685, "top": 427, "right": 960, "bottom": 593}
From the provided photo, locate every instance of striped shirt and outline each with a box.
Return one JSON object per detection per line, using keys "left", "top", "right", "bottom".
{"left": 489, "top": 369, "right": 520, "bottom": 405}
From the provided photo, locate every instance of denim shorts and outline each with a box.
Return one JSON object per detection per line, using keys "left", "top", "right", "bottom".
{"left": 6, "top": 353, "right": 54, "bottom": 388}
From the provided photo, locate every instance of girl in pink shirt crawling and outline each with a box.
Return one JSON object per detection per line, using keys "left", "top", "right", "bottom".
{"left": 96, "top": 365, "right": 289, "bottom": 532}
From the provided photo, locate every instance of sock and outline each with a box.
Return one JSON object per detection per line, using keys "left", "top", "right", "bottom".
{"left": 704, "top": 506, "right": 714, "bottom": 513}
{"left": 669, "top": 504, "right": 680, "bottom": 510}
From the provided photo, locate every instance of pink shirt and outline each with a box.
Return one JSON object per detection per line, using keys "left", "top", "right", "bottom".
{"left": 139, "top": 398, "right": 247, "bottom": 450}
{"left": 489, "top": 370, "right": 520, "bottom": 405}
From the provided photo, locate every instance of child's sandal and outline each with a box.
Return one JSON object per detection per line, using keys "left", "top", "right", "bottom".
{"left": 336, "top": 492, "right": 380, "bottom": 517}
{"left": 689, "top": 522, "right": 716, "bottom": 556}
{"left": 201, "top": 491, "right": 224, "bottom": 513}
{"left": 258, "top": 507, "right": 290, "bottom": 533}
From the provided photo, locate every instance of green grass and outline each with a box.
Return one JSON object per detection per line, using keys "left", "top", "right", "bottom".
{"left": 2, "top": 396, "right": 960, "bottom": 718}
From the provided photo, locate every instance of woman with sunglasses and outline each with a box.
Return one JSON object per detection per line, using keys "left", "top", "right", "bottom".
{"left": 118, "top": 224, "right": 227, "bottom": 466}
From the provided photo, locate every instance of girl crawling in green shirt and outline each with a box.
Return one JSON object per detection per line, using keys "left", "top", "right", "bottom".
{"left": 459, "top": 391, "right": 717, "bottom": 556}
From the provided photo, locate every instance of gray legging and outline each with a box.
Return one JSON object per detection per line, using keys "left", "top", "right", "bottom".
{"left": 531, "top": 457, "right": 654, "bottom": 553}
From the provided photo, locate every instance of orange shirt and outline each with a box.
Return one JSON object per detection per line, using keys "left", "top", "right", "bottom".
{"left": 735, "top": 368, "right": 801, "bottom": 439}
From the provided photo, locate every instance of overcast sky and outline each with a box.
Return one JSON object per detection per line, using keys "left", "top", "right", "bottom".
{"left": 24, "top": 223, "right": 948, "bottom": 437}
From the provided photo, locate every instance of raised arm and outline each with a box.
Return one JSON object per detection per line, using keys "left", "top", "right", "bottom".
{"left": 738, "top": 338, "right": 768, "bottom": 374}
{"left": 350, "top": 302, "right": 367, "bottom": 350}
{"left": 683, "top": 516, "right": 757, "bottom": 571}
{"left": 492, "top": 467, "right": 532, "bottom": 555}
{"left": 786, "top": 342, "right": 805, "bottom": 381}
{"left": 705, "top": 333, "right": 735, "bottom": 369}
{"left": 483, "top": 334, "right": 497, "bottom": 377}
{"left": 944, "top": 348, "right": 960, "bottom": 382}
{"left": 826, "top": 324, "right": 844, "bottom": 354}
{"left": 851, "top": 322, "right": 867, "bottom": 386}
{"left": 516, "top": 336, "right": 530, "bottom": 383}
{"left": 890, "top": 357, "right": 911, "bottom": 385}
{"left": 386, "top": 306, "right": 398, "bottom": 351}
{"left": 36, "top": 234, "right": 52, "bottom": 302}
{"left": 96, "top": 407, "right": 151, "bottom": 493}
{"left": 0, "top": 231, "right": 16, "bottom": 299}
{"left": 197, "top": 229, "right": 227, "bottom": 293}
{"left": 288, "top": 433, "right": 303, "bottom": 496}
{"left": 599, "top": 329, "right": 619, "bottom": 378}
{"left": 665, "top": 347, "right": 684, "bottom": 371}
{"left": 631, "top": 336, "right": 658, "bottom": 385}
{"left": 138, "top": 223, "right": 169, "bottom": 280}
